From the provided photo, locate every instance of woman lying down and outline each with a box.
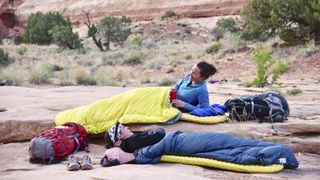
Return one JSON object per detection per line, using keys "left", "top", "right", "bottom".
{"left": 101, "top": 122, "right": 299, "bottom": 169}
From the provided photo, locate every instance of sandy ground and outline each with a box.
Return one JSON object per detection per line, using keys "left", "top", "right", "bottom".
{"left": 0, "top": 79, "right": 320, "bottom": 179}
{"left": 1, "top": 140, "right": 320, "bottom": 180}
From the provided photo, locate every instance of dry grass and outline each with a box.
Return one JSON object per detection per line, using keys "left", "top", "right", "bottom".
{"left": 0, "top": 20, "right": 318, "bottom": 87}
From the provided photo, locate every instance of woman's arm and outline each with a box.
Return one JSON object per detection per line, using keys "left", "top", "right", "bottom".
{"left": 120, "top": 128, "right": 166, "bottom": 153}
{"left": 197, "top": 87, "right": 210, "bottom": 108}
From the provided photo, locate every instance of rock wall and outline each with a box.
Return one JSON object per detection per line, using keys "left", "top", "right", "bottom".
{"left": 0, "top": 0, "right": 25, "bottom": 37}
{"left": 15, "top": 0, "right": 247, "bottom": 27}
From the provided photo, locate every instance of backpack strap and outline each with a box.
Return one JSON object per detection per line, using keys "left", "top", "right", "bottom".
{"left": 68, "top": 133, "right": 80, "bottom": 154}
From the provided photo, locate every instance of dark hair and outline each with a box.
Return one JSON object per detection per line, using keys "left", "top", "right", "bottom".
{"left": 196, "top": 61, "right": 217, "bottom": 80}
{"left": 104, "top": 121, "right": 121, "bottom": 149}
{"left": 104, "top": 132, "right": 114, "bottom": 149}
{"left": 100, "top": 156, "right": 120, "bottom": 167}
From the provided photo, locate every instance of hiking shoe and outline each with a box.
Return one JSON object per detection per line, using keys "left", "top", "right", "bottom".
{"left": 81, "top": 155, "right": 93, "bottom": 170}
{"left": 67, "top": 155, "right": 81, "bottom": 171}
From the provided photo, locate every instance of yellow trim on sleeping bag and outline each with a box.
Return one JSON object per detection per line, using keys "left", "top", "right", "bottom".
{"left": 55, "top": 87, "right": 180, "bottom": 134}
{"left": 180, "top": 113, "right": 228, "bottom": 124}
{"left": 160, "top": 155, "right": 284, "bottom": 173}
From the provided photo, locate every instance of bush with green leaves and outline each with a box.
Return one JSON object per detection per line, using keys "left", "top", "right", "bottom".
{"left": 216, "top": 18, "right": 239, "bottom": 32}
{"left": 206, "top": 42, "right": 222, "bottom": 54}
{"left": 28, "top": 62, "right": 54, "bottom": 84}
{"left": 90, "top": 16, "right": 131, "bottom": 51}
{"left": 131, "top": 35, "right": 143, "bottom": 46}
{"left": 123, "top": 52, "right": 142, "bottom": 65}
{"left": 251, "top": 48, "right": 273, "bottom": 87}
{"left": 241, "top": 0, "right": 320, "bottom": 44}
{"left": 212, "top": 18, "right": 239, "bottom": 40}
{"left": 185, "top": 54, "right": 192, "bottom": 60}
{"left": 14, "top": 36, "right": 23, "bottom": 45}
{"left": 75, "top": 68, "right": 97, "bottom": 86}
{"left": 286, "top": 88, "right": 303, "bottom": 95}
{"left": 161, "top": 11, "right": 177, "bottom": 20}
{"left": 16, "top": 45, "right": 27, "bottom": 55}
{"left": 0, "top": 38, "right": 3, "bottom": 45}
{"left": 0, "top": 48, "right": 13, "bottom": 67}
{"left": 241, "top": 0, "right": 275, "bottom": 35}
{"left": 271, "top": 60, "right": 289, "bottom": 83}
{"left": 0, "top": 65, "right": 25, "bottom": 86}
{"left": 23, "top": 12, "right": 70, "bottom": 45}
{"left": 49, "top": 25, "right": 83, "bottom": 49}
{"left": 239, "top": 25, "right": 268, "bottom": 41}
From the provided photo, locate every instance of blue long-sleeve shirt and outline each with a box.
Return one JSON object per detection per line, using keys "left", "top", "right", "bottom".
{"left": 173, "top": 74, "right": 210, "bottom": 112}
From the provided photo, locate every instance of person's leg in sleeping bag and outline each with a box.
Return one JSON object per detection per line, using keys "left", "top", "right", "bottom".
{"left": 101, "top": 131, "right": 299, "bottom": 169}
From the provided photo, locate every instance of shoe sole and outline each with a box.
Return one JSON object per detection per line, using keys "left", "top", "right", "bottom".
{"left": 68, "top": 164, "right": 81, "bottom": 171}
{"left": 82, "top": 164, "right": 93, "bottom": 170}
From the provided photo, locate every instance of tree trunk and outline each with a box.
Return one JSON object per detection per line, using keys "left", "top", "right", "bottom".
{"left": 92, "top": 36, "right": 104, "bottom": 51}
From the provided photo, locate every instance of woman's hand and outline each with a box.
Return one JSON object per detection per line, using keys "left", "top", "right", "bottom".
{"left": 171, "top": 99, "right": 185, "bottom": 108}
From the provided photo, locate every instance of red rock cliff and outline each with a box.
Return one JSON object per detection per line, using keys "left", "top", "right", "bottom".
{"left": 1, "top": 0, "right": 248, "bottom": 37}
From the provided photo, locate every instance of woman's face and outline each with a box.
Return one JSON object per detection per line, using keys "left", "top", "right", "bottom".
{"left": 120, "top": 126, "right": 134, "bottom": 139}
{"left": 190, "top": 64, "right": 204, "bottom": 84}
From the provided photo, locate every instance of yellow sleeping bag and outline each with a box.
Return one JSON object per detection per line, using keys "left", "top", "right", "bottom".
{"left": 160, "top": 155, "right": 284, "bottom": 173}
{"left": 55, "top": 87, "right": 180, "bottom": 134}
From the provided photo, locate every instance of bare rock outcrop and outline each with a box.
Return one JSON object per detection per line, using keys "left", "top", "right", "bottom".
{"left": 0, "top": 0, "right": 24, "bottom": 37}
{"left": 0, "top": 82, "right": 320, "bottom": 179}
{"left": 15, "top": 0, "right": 247, "bottom": 27}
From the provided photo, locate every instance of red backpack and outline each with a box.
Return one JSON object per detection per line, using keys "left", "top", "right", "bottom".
{"left": 29, "top": 122, "right": 89, "bottom": 164}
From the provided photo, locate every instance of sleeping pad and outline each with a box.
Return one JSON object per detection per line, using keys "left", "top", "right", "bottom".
{"left": 135, "top": 131, "right": 299, "bottom": 169}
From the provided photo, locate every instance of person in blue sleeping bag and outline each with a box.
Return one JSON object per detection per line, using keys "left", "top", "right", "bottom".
{"left": 100, "top": 124, "right": 299, "bottom": 169}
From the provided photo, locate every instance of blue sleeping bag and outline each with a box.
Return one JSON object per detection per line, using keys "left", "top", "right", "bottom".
{"left": 190, "top": 104, "right": 227, "bottom": 116}
{"left": 135, "top": 131, "right": 299, "bottom": 169}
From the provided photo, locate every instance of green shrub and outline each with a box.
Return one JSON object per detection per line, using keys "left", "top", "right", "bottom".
{"left": 123, "top": 52, "right": 142, "bottom": 64}
{"left": 241, "top": 0, "right": 274, "bottom": 34}
{"left": 286, "top": 88, "right": 303, "bottom": 95}
{"left": 58, "top": 70, "right": 73, "bottom": 86}
{"left": 185, "top": 54, "right": 192, "bottom": 60}
{"left": 216, "top": 18, "right": 239, "bottom": 32}
{"left": 49, "top": 25, "right": 83, "bottom": 49}
{"left": 95, "top": 16, "right": 132, "bottom": 51}
{"left": 271, "top": 60, "right": 289, "bottom": 83}
{"left": 28, "top": 62, "right": 54, "bottom": 84}
{"left": 75, "top": 68, "right": 97, "bottom": 86}
{"left": 161, "top": 11, "right": 177, "bottom": 20}
{"left": 212, "top": 18, "right": 239, "bottom": 40}
{"left": 211, "top": 26, "right": 225, "bottom": 40}
{"left": 241, "top": 0, "right": 320, "bottom": 44}
{"left": 278, "top": 29, "right": 299, "bottom": 46}
{"left": 169, "top": 50, "right": 177, "bottom": 56}
{"left": 14, "top": 36, "right": 23, "bottom": 45}
{"left": 16, "top": 45, "right": 27, "bottom": 55}
{"left": 94, "top": 67, "right": 125, "bottom": 86}
{"left": 76, "top": 76, "right": 97, "bottom": 85}
{"left": 251, "top": 47, "right": 273, "bottom": 87}
{"left": 0, "top": 38, "right": 3, "bottom": 45}
{"left": 0, "top": 48, "right": 13, "bottom": 67}
{"left": 23, "top": 12, "right": 70, "bottom": 45}
{"left": 0, "top": 65, "right": 25, "bottom": 86}
{"left": 206, "top": 42, "right": 222, "bottom": 54}
{"left": 158, "top": 77, "right": 175, "bottom": 86}
{"left": 239, "top": 25, "right": 268, "bottom": 41}
{"left": 131, "top": 35, "right": 143, "bottom": 46}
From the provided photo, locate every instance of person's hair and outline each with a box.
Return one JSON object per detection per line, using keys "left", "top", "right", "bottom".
{"left": 104, "top": 121, "right": 121, "bottom": 149}
{"left": 100, "top": 155, "right": 120, "bottom": 167}
{"left": 196, "top": 61, "right": 217, "bottom": 80}
{"left": 104, "top": 132, "right": 114, "bottom": 149}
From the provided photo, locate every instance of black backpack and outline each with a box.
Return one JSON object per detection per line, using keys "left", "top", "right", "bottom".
{"left": 224, "top": 92, "right": 290, "bottom": 123}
